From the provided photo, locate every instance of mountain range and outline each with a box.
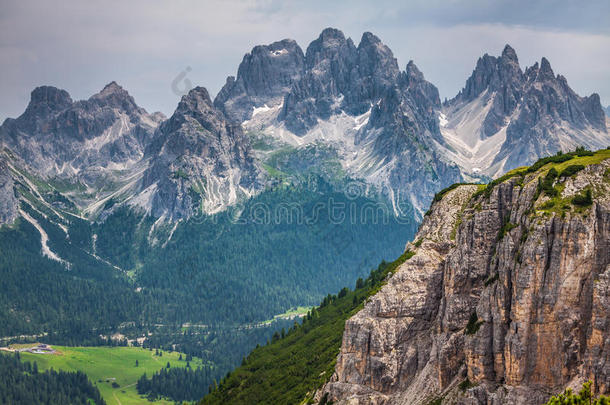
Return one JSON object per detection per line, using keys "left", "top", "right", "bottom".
{"left": 0, "top": 27, "right": 609, "bottom": 404}
{"left": 2, "top": 28, "right": 607, "bottom": 226}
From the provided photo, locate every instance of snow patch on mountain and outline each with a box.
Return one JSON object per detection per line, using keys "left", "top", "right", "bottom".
{"left": 437, "top": 91, "right": 512, "bottom": 178}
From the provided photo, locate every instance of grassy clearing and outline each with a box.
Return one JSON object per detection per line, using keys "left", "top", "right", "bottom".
{"left": 531, "top": 149, "right": 610, "bottom": 216}
{"left": 15, "top": 346, "right": 206, "bottom": 405}
{"left": 547, "top": 149, "right": 610, "bottom": 173}
{"left": 273, "top": 306, "right": 313, "bottom": 320}
{"left": 262, "top": 163, "right": 289, "bottom": 180}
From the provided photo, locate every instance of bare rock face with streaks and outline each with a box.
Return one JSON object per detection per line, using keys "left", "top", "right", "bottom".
{"left": 322, "top": 157, "right": 610, "bottom": 404}
{"left": 0, "top": 82, "right": 163, "bottom": 182}
{"left": 141, "top": 87, "right": 264, "bottom": 219}
{"left": 0, "top": 156, "right": 18, "bottom": 225}
{"left": 440, "top": 46, "right": 609, "bottom": 179}
{"left": 214, "top": 39, "right": 305, "bottom": 122}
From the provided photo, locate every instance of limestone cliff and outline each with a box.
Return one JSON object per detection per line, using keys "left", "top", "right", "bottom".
{"left": 322, "top": 152, "right": 610, "bottom": 404}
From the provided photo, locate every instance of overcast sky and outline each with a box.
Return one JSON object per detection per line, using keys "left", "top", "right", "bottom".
{"left": 1, "top": 0, "right": 609, "bottom": 121}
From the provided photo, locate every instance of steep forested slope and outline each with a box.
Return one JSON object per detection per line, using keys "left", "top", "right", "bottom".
{"left": 200, "top": 250, "right": 414, "bottom": 405}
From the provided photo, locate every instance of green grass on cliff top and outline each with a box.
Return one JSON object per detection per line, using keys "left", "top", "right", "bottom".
{"left": 470, "top": 148, "right": 610, "bottom": 201}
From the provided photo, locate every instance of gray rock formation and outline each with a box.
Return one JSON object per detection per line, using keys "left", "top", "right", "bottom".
{"left": 0, "top": 156, "right": 18, "bottom": 225}
{"left": 0, "top": 82, "right": 163, "bottom": 183}
{"left": 214, "top": 39, "right": 305, "bottom": 122}
{"left": 499, "top": 57, "right": 608, "bottom": 169}
{"left": 440, "top": 45, "right": 609, "bottom": 178}
{"left": 279, "top": 29, "right": 401, "bottom": 135}
{"left": 322, "top": 157, "right": 610, "bottom": 404}
{"left": 452, "top": 45, "right": 523, "bottom": 139}
{"left": 221, "top": 28, "right": 461, "bottom": 216}
{"left": 1, "top": 34, "right": 607, "bottom": 225}
{"left": 140, "top": 87, "right": 263, "bottom": 219}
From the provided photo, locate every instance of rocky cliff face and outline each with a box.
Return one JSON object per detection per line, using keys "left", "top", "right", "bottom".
{"left": 214, "top": 39, "right": 305, "bottom": 123}
{"left": 0, "top": 156, "right": 18, "bottom": 225}
{"left": 140, "top": 87, "right": 263, "bottom": 219}
{"left": 440, "top": 46, "right": 609, "bottom": 179}
{"left": 322, "top": 154, "right": 610, "bottom": 404}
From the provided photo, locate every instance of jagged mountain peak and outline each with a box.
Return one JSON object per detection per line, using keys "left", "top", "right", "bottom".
{"left": 359, "top": 31, "right": 381, "bottom": 46}
{"left": 501, "top": 43, "right": 518, "bottom": 62}
{"left": 305, "top": 27, "right": 356, "bottom": 67}
{"left": 356, "top": 31, "right": 399, "bottom": 78}
{"left": 140, "top": 85, "right": 263, "bottom": 219}
{"left": 98, "top": 80, "right": 123, "bottom": 94}
{"left": 162, "top": 86, "right": 220, "bottom": 135}
{"left": 406, "top": 60, "right": 424, "bottom": 81}
{"left": 180, "top": 86, "right": 213, "bottom": 108}
{"left": 249, "top": 38, "right": 300, "bottom": 56}
{"left": 316, "top": 27, "right": 348, "bottom": 44}
{"left": 88, "top": 80, "right": 145, "bottom": 116}
{"left": 24, "top": 85, "right": 73, "bottom": 118}
{"left": 538, "top": 56, "right": 555, "bottom": 79}
{"left": 456, "top": 45, "right": 523, "bottom": 103}
{"left": 29, "top": 85, "right": 73, "bottom": 106}
{"left": 440, "top": 45, "right": 609, "bottom": 179}
{"left": 214, "top": 38, "right": 305, "bottom": 122}
{"left": 92, "top": 81, "right": 130, "bottom": 102}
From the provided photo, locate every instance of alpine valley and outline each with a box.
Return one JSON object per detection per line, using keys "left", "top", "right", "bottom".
{"left": 0, "top": 28, "right": 609, "bottom": 405}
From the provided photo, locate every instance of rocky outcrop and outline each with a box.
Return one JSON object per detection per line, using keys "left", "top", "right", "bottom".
{"left": 279, "top": 29, "right": 402, "bottom": 135}
{"left": 140, "top": 87, "right": 263, "bottom": 219}
{"left": 498, "top": 58, "right": 608, "bottom": 170}
{"left": 440, "top": 45, "right": 609, "bottom": 178}
{"left": 322, "top": 156, "right": 610, "bottom": 404}
{"left": 214, "top": 39, "right": 305, "bottom": 122}
{"left": 0, "top": 82, "right": 163, "bottom": 183}
{"left": 451, "top": 45, "right": 523, "bottom": 140}
{"left": 0, "top": 156, "right": 18, "bottom": 225}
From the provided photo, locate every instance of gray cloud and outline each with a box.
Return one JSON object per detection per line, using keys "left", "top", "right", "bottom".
{"left": 1, "top": 0, "right": 609, "bottom": 121}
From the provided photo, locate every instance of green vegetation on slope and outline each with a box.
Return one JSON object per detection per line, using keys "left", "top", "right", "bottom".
{"left": 137, "top": 365, "right": 212, "bottom": 402}
{"left": 543, "top": 381, "right": 609, "bottom": 405}
{"left": 0, "top": 209, "right": 141, "bottom": 339}
{"left": 199, "top": 250, "right": 415, "bottom": 405}
{"left": 471, "top": 147, "right": 609, "bottom": 201}
{"left": 1, "top": 175, "right": 415, "bottom": 398}
{"left": 134, "top": 176, "right": 415, "bottom": 326}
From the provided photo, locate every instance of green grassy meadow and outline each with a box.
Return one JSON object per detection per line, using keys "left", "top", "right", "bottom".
{"left": 12, "top": 345, "right": 206, "bottom": 405}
